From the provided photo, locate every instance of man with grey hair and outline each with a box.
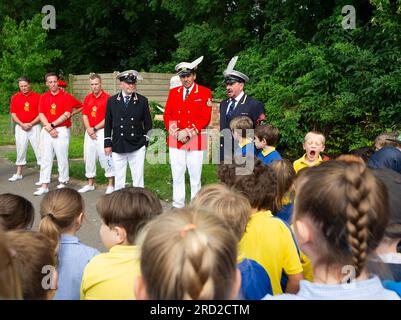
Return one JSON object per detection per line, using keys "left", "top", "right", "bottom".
{"left": 104, "top": 70, "right": 152, "bottom": 190}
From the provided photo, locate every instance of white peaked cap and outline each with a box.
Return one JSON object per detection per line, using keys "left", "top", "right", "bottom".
{"left": 175, "top": 56, "right": 204, "bottom": 75}
{"left": 116, "top": 70, "right": 144, "bottom": 81}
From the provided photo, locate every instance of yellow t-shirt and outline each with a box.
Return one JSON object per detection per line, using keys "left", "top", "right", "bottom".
{"left": 239, "top": 210, "right": 303, "bottom": 295}
{"left": 80, "top": 245, "right": 140, "bottom": 300}
{"left": 293, "top": 154, "right": 323, "bottom": 174}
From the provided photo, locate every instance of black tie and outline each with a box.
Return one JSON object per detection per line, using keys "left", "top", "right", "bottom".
{"left": 184, "top": 88, "right": 190, "bottom": 100}
{"left": 124, "top": 96, "right": 130, "bottom": 106}
{"left": 226, "top": 98, "right": 236, "bottom": 121}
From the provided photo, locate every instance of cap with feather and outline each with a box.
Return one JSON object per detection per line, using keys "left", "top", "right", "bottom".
{"left": 223, "top": 56, "right": 249, "bottom": 84}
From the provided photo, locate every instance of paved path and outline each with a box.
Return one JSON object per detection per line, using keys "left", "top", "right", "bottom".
{"left": 0, "top": 148, "right": 172, "bottom": 252}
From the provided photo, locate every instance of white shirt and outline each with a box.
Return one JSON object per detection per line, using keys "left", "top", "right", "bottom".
{"left": 226, "top": 91, "right": 245, "bottom": 115}
{"left": 182, "top": 83, "right": 194, "bottom": 100}
{"left": 121, "top": 91, "right": 132, "bottom": 104}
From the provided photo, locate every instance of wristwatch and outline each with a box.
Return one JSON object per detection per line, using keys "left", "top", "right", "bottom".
{"left": 93, "top": 127, "right": 98, "bottom": 133}
{"left": 50, "top": 123, "right": 56, "bottom": 129}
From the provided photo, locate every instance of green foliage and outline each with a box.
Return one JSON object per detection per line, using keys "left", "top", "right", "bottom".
{"left": 0, "top": 14, "right": 61, "bottom": 113}
{"left": 221, "top": 2, "right": 401, "bottom": 159}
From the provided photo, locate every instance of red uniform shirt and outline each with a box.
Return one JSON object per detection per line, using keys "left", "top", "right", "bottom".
{"left": 10, "top": 91, "right": 41, "bottom": 123}
{"left": 82, "top": 90, "right": 110, "bottom": 127}
{"left": 38, "top": 90, "right": 75, "bottom": 128}
{"left": 60, "top": 88, "right": 83, "bottom": 111}
{"left": 163, "top": 83, "right": 212, "bottom": 150}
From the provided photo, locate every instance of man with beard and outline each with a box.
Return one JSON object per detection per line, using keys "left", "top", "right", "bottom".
{"left": 219, "top": 56, "right": 266, "bottom": 163}
{"left": 163, "top": 56, "right": 212, "bottom": 208}
{"left": 104, "top": 70, "right": 152, "bottom": 190}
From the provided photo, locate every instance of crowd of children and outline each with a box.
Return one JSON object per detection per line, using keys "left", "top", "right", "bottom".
{"left": 0, "top": 115, "right": 401, "bottom": 300}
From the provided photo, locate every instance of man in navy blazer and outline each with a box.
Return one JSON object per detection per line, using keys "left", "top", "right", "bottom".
{"left": 219, "top": 56, "right": 266, "bottom": 163}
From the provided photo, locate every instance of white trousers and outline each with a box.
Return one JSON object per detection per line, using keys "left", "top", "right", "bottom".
{"left": 15, "top": 124, "right": 41, "bottom": 166}
{"left": 83, "top": 129, "right": 114, "bottom": 179}
{"left": 113, "top": 145, "right": 146, "bottom": 190}
{"left": 169, "top": 147, "right": 204, "bottom": 208}
{"left": 39, "top": 127, "right": 70, "bottom": 184}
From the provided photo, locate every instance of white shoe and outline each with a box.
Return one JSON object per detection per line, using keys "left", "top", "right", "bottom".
{"left": 35, "top": 181, "right": 42, "bottom": 186}
{"left": 78, "top": 185, "right": 95, "bottom": 193}
{"left": 8, "top": 174, "right": 23, "bottom": 182}
{"left": 56, "top": 183, "right": 67, "bottom": 189}
{"left": 105, "top": 186, "right": 114, "bottom": 195}
{"left": 33, "top": 187, "right": 49, "bottom": 196}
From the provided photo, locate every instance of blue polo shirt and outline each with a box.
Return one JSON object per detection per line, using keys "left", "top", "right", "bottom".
{"left": 54, "top": 234, "right": 100, "bottom": 300}
{"left": 238, "top": 254, "right": 273, "bottom": 300}
{"left": 257, "top": 147, "right": 282, "bottom": 165}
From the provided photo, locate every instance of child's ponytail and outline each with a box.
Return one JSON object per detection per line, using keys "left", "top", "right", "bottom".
{"left": 38, "top": 188, "right": 84, "bottom": 250}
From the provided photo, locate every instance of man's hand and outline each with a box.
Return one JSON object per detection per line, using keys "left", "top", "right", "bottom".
{"left": 87, "top": 127, "right": 95, "bottom": 135}
{"left": 45, "top": 124, "right": 52, "bottom": 132}
{"left": 49, "top": 129, "right": 58, "bottom": 138}
{"left": 87, "top": 127, "right": 97, "bottom": 140}
{"left": 104, "top": 147, "right": 112, "bottom": 155}
{"left": 177, "top": 130, "right": 189, "bottom": 143}
{"left": 21, "top": 123, "right": 31, "bottom": 131}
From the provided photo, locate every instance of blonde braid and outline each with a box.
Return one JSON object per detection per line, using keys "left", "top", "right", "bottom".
{"left": 181, "top": 231, "right": 215, "bottom": 300}
{"left": 344, "top": 163, "right": 371, "bottom": 277}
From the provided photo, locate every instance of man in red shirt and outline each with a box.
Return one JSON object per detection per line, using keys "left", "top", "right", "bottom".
{"left": 34, "top": 72, "right": 82, "bottom": 196}
{"left": 78, "top": 74, "right": 114, "bottom": 194}
{"left": 163, "top": 56, "right": 212, "bottom": 208}
{"left": 9, "top": 76, "right": 41, "bottom": 182}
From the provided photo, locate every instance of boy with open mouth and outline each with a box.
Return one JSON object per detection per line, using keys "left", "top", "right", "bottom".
{"left": 293, "top": 131, "right": 326, "bottom": 174}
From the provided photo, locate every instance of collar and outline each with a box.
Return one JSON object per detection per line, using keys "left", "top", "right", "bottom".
{"left": 92, "top": 90, "right": 104, "bottom": 99}
{"left": 297, "top": 275, "right": 386, "bottom": 299}
{"left": 237, "top": 250, "right": 246, "bottom": 264}
{"left": 184, "top": 83, "right": 195, "bottom": 93}
{"left": 50, "top": 89, "right": 62, "bottom": 96}
{"left": 251, "top": 210, "right": 274, "bottom": 218}
{"left": 232, "top": 91, "right": 245, "bottom": 103}
{"left": 122, "top": 91, "right": 131, "bottom": 99}
{"left": 261, "top": 147, "right": 276, "bottom": 157}
{"left": 20, "top": 90, "right": 33, "bottom": 97}
{"left": 109, "top": 244, "right": 139, "bottom": 256}
{"left": 60, "top": 234, "right": 80, "bottom": 244}
{"left": 119, "top": 91, "right": 138, "bottom": 101}
{"left": 300, "top": 154, "right": 323, "bottom": 165}
{"left": 239, "top": 137, "right": 253, "bottom": 148}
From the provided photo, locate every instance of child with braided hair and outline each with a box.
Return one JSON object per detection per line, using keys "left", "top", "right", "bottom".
{"left": 266, "top": 160, "right": 399, "bottom": 299}
{"left": 134, "top": 207, "right": 241, "bottom": 300}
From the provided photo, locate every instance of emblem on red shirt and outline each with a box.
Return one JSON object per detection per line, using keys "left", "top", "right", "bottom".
{"left": 50, "top": 103, "right": 57, "bottom": 115}
{"left": 91, "top": 106, "right": 97, "bottom": 118}
{"left": 206, "top": 98, "right": 213, "bottom": 107}
{"left": 24, "top": 102, "right": 30, "bottom": 112}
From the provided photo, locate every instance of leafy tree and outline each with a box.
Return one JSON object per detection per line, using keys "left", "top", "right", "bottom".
{"left": 0, "top": 14, "right": 61, "bottom": 113}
